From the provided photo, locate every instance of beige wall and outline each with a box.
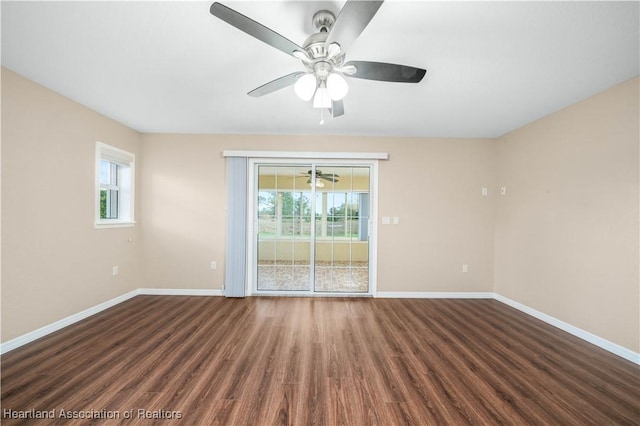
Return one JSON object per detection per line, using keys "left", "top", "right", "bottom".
{"left": 1, "top": 69, "right": 143, "bottom": 341}
{"left": 2, "top": 67, "right": 637, "bottom": 355}
{"left": 377, "top": 138, "right": 497, "bottom": 292}
{"left": 139, "top": 134, "right": 497, "bottom": 293}
{"left": 138, "top": 134, "right": 226, "bottom": 290}
{"left": 495, "top": 77, "right": 639, "bottom": 352}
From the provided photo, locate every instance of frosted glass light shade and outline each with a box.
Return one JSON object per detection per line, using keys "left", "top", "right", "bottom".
{"left": 327, "top": 73, "right": 349, "bottom": 100}
{"left": 294, "top": 73, "right": 317, "bottom": 101}
{"left": 310, "top": 179, "right": 325, "bottom": 188}
{"left": 313, "top": 86, "right": 332, "bottom": 109}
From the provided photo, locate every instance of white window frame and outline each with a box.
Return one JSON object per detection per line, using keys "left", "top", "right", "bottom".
{"left": 95, "top": 142, "right": 135, "bottom": 228}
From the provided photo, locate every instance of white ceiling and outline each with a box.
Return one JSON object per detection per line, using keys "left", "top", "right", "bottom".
{"left": 2, "top": 1, "right": 638, "bottom": 138}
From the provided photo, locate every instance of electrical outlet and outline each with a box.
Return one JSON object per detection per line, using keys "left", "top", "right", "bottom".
{"left": 462, "top": 264, "right": 469, "bottom": 273}
{"left": 211, "top": 261, "right": 217, "bottom": 270}
{"left": 113, "top": 266, "right": 119, "bottom": 276}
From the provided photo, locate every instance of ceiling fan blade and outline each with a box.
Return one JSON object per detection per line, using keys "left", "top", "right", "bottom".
{"left": 248, "top": 72, "right": 305, "bottom": 97}
{"left": 343, "top": 61, "right": 426, "bottom": 83}
{"left": 319, "top": 176, "right": 338, "bottom": 182}
{"left": 330, "top": 100, "right": 344, "bottom": 117}
{"left": 210, "top": 2, "right": 304, "bottom": 58}
{"left": 326, "top": 0, "right": 384, "bottom": 53}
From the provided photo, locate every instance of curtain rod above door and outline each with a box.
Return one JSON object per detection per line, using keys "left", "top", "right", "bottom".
{"left": 222, "top": 150, "right": 388, "bottom": 160}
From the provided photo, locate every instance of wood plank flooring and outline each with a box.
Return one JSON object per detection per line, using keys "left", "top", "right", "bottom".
{"left": 2, "top": 296, "right": 639, "bottom": 425}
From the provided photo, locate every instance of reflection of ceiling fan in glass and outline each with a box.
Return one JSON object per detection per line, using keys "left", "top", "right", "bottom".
{"left": 209, "top": 1, "right": 426, "bottom": 121}
{"left": 298, "top": 170, "right": 339, "bottom": 188}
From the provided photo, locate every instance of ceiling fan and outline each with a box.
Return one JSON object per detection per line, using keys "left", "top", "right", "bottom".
{"left": 299, "top": 169, "right": 338, "bottom": 187}
{"left": 209, "top": 1, "right": 426, "bottom": 121}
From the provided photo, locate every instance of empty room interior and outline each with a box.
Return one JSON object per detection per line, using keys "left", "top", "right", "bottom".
{"left": 1, "top": 1, "right": 639, "bottom": 424}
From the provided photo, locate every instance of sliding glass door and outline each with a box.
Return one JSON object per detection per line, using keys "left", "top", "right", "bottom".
{"left": 256, "top": 165, "right": 313, "bottom": 291}
{"left": 313, "top": 166, "right": 370, "bottom": 293}
{"left": 254, "top": 162, "right": 372, "bottom": 295}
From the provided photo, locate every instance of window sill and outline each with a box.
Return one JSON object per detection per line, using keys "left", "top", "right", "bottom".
{"left": 95, "top": 221, "right": 136, "bottom": 229}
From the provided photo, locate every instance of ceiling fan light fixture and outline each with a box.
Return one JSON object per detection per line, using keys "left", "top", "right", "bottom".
{"left": 294, "top": 73, "right": 317, "bottom": 101}
{"left": 311, "top": 178, "right": 325, "bottom": 188}
{"left": 313, "top": 83, "right": 332, "bottom": 109}
{"left": 327, "top": 72, "right": 349, "bottom": 100}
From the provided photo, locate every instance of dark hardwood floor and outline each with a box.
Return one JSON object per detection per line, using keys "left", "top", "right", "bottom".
{"left": 2, "top": 296, "right": 639, "bottom": 425}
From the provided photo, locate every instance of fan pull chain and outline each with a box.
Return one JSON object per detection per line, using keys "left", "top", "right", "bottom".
{"left": 320, "top": 108, "right": 325, "bottom": 125}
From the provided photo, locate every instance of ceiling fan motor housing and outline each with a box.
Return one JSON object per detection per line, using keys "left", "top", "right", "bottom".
{"left": 301, "top": 10, "right": 345, "bottom": 69}
{"left": 302, "top": 38, "right": 345, "bottom": 74}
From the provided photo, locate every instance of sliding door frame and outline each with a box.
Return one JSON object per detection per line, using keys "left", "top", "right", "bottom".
{"left": 247, "top": 157, "right": 379, "bottom": 297}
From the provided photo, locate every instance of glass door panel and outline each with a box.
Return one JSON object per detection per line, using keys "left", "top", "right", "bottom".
{"left": 314, "top": 166, "right": 370, "bottom": 293}
{"left": 255, "top": 163, "right": 371, "bottom": 294}
{"left": 256, "top": 165, "right": 312, "bottom": 291}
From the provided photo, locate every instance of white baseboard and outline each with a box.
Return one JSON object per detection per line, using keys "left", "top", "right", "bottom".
{"left": 376, "top": 291, "right": 639, "bottom": 365}
{"left": 138, "top": 288, "right": 223, "bottom": 296}
{"left": 494, "top": 293, "right": 640, "bottom": 365}
{"left": 376, "top": 291, "right": 494, "bottom": 299}
{"left": 3, "top": 289, "right": 637, "bottom": 365}
{"left": 0, "top": 290, "right": 140, "bottom": 355}
{"left": 0, "top": 288, "right": 223, "bottom": 355}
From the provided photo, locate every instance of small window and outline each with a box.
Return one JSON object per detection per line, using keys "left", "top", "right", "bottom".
{"left": 95, "top": 142, "right": 135, "bottom": 228}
